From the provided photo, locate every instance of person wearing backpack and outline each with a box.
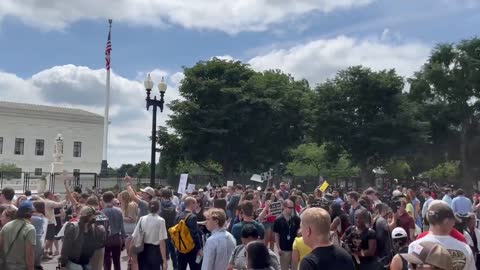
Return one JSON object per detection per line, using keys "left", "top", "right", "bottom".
{"left": 160, "top": 188, "right": 178, "bottom": 269}
{"left": 59, "top": 206, "right": 106, "bottom": 270}
{"left": 86, "top": 196, "right": 109, "bottom": 270}
{"left": 102, "top": 192, "right": 125, "bottom": 270}
{"left": 0, "top": 200, "right": 36, "bottom": 270}
{"left": 172, "top": 196, "right": 203, "bottom": 270}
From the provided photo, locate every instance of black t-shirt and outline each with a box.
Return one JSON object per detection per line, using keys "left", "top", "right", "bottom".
{"left": 273, "top": 214, "right": 301, "bottom": 251}
{"left": 300, "top": 245, "right": 355, "bottom": 270}
{"left": 344, "top": 226, "right": 377, "bottom": 263}
{"left": 374, "top": 216, "right": 391, "bottom": 259}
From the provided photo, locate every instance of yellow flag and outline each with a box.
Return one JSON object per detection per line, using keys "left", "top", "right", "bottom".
{"left": 319, "top": 181, "right": 329, "bottom": 192}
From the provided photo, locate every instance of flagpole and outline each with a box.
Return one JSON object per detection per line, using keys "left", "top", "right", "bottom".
{"left": 101, "top": 19, "right": 112, "bottom": 176}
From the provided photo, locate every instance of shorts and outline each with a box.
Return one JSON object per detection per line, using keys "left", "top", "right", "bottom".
{"left": 263, "top": 222, "right": 274, "bottom": 230}
{"left": 46, "top": 224, "right": 57, "bottom": 240}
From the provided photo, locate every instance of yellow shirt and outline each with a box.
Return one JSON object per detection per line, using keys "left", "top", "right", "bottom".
{"left": 292, "top": 237, "right": 312, "bottom": 268}
{"left": 406, "top": 203, "right": 414, "bottom": 218}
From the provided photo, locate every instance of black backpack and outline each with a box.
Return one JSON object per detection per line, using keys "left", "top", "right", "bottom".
{"left": 94, "top": 212, "right": 110, "bottom": 242}
{"left": 161, "top": 202, "right": 177, "bottom": 230}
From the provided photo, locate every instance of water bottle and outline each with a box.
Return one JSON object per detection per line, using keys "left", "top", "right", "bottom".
{"left": 195, "top": 253, "right": 203, "bottom": 264}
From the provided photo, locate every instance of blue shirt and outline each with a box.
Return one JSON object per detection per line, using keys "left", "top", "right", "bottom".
{"left": 451, "top": 196, "right": 473, "bottom": 215}
{"left": 102, "top": 206, "right": 126, "bottom": 238}
{"left": 412, "top": 198, "right": 422, "bottom": 228}
{"left": 442, "top": 195, "right": 453, "bottom": 207}
{"left": 422, "top": 197, "right": 433, "bottom": 218}
{"left": 201, "top": 228, "right": 236, "bottom": 270}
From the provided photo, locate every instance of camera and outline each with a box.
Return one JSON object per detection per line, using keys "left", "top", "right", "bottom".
{"left": 389, "top": 195, "right": 404, "bottom": 213}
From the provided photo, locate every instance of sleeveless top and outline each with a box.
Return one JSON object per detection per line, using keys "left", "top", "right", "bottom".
{"left": 399, "top": 246, "right": 409, "bottom": 270}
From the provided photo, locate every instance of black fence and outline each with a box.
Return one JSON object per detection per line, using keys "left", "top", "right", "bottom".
{"left": 0, "top": 171, "right": 364, "bottom": 194}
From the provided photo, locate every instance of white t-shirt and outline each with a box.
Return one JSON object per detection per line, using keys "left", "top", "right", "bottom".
{"left": 408, "top": 233, "right": 476, "bottom": 270}
{"left": 132, "top": 213, "right": 168, "bottom": 245}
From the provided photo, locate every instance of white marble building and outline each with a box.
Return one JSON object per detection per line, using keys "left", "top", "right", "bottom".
{"left": 0, "top": 101, "right": 104, "bottom": 174}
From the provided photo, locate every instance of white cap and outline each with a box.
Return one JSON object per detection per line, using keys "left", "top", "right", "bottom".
{"left": 392, "top": 190, "right": 403, "bottom": 197}
{"left": 391, "top": 227, "right": 408, "bottom": 239}
{"left": 140, "top": 187, "right": 155, "bottom": 197}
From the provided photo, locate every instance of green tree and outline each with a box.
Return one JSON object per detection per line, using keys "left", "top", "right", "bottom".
{"left": 384, "top": 159, "right": 412, "bottom": 179}
{"left": 286, "top": 143, "right": 359, "bottom": 179}
{"left": 408, "top": 38, "right": 480, "bottom": 186}
{"left": 0, "top": 163, "right": 22, "bottom": 179}
{"left": 136, "top": 162, "right": 151, "bottom": 178}
{"left": 168, "top": 58, "right": 311, "bottom": 177}
{"left": 312, "top": 66, "right": 428, "bottom": 183}
{"left": 422, "top": 161, "right": 460, "bottom": 182}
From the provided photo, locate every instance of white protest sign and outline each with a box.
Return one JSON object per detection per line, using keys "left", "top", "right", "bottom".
{"left": 269, "top": 201, "right": 282, "bottom": 216}
{"left": 178, "top": 174, "right": 188, "bottom": 194}
{"left": 187, "top": 184, "right": 196, "bottom": 193}
{"left": 250, "top": 174, "right": 264, "bottom": 183}
{"left": 227, "top": 181, "right": 234, "bottom": 187}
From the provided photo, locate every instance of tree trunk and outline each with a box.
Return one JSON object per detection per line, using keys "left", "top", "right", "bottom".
{"left": 359, "top": 161, "right": 371, "bottom": 188}
{"left": 222, "top": 158, "right": 234, "bottom": 179}
{"left": 460, "top": 118, "right": 472, "bottom": 188}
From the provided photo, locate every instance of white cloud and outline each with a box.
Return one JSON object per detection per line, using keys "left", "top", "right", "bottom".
{"left": 170, "top": 72, "right": 185, "bottom": 89}
{"left": 248, "top": 35, "right": 431, "bottom": 85}
{"left": 0, "top": 65, "right": 181, "bottom": 167}
{"left": 0, "top": 0, "right": 374, "bottom": 34}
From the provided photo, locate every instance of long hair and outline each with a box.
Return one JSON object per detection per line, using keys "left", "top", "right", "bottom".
{"left": 119, "top": 190, "right": 132, "bottom": 216}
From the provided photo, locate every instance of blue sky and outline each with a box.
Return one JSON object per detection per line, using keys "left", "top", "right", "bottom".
{"left": 0, "top": 0, "right": 479, "bottom": 168}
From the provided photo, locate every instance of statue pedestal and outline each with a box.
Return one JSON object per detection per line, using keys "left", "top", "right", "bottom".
{"left": 51, "top": 162, "right": 64, "bottom": 174}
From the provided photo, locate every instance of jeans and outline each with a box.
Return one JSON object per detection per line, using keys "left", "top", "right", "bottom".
{"left": 34, "top": 238, "right": 44, "bottom": 267}
{"left": 178, "top": 250, "right": 200, "bottom": 270}
{"left": 166, "top": 237, "right": 178, "bottom": 269}
{"left": 138, "top": 243, "right": 163, "bottom": 270}
{"left": 104, "top": 234, "right": 122, "bottom": 270}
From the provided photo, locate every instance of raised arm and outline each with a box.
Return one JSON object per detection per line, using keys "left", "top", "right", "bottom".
{"left": 125, "top": 176, "right": 141, "bottom": 204}
{"left": 63, "top": 173, "right": 78, "bottom": 206}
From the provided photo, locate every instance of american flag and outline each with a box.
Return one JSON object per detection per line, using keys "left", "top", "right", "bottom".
{"left": 105, "top": 26, "right": 112, "bottom": 70}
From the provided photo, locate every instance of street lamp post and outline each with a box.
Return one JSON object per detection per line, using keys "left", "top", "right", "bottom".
{"left": 144, "top": 74, "right": 167, "bottom": 187}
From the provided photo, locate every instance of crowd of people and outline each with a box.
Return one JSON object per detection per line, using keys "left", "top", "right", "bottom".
{"left": 0, "top": 175, "right": 479, "bottom": 270}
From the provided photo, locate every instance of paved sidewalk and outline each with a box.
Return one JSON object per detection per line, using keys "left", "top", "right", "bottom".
{"left": 42, "top": 250, "right": 176, "bottom": 270}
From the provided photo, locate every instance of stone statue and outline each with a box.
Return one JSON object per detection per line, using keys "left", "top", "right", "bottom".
{"left": 53, "top": 133, "right": 64, "bottom": 162}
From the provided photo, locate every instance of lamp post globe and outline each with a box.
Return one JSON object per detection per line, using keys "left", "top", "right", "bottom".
{"left": 158, "top": 76, "right": 167, "bottom": 93}
{"left": 144, "top": 74, "right": 154, "bottom": 90}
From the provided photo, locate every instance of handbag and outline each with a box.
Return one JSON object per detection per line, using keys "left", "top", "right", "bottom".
{"left": 131, "top": 216, "right": 145, "bottom": 254}
{"left": 1, "top": 222, "right": 26, "bottom": 269}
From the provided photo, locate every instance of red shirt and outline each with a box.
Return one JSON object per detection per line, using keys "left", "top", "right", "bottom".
{"left": 261, "top": 202, "right": 277, "bottom": 223}
{"left": 397, "top": 212, "right": 415, "bottom": 241}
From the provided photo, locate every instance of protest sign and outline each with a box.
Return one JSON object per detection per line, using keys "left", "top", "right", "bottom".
{"left": 178, "top": 174, "right": 188, "bottom": 194}
{"left": 187, "top": 184, "right": 196, "bottom": 193}
{"left": 319, "top": 181, "right": 329, "bottom": 192}
{"left": 269, "top": 201, "right": 282, "bottom": 216}
{"left": 250, "top": 174, "right": 263, "bottom": 183}
{"left": 227, "top": 181, "right": 234, "bottom": 187}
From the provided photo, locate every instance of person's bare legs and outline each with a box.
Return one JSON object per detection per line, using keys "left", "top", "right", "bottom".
{"left": 53, "top": 239, "right": 60, "bottom": 256}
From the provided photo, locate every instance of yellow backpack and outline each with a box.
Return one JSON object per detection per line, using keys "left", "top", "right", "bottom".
{"left": 168, "top": 213, "right": 195, "bottom": 254}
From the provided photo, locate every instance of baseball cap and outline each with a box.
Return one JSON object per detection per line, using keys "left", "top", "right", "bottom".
{"left": 18, "top": 200, "right": 34, "bottom": 211}
{"left": 391, "top": 227, "right": 408, "bottom": 239}
{"left": 140, "top": 187, "right": 155, "bottom": 197}
{"left": 79, "top": 206, "right": 96, "bottom": 217}
{"left": 399, "top": 242, "right": 453, "bottom": 270}
{"left": 392, "top": 190, "right": 403, "bottom": 197}
{"left": 427, "top": 200, "right": 461, "bottom": 225}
